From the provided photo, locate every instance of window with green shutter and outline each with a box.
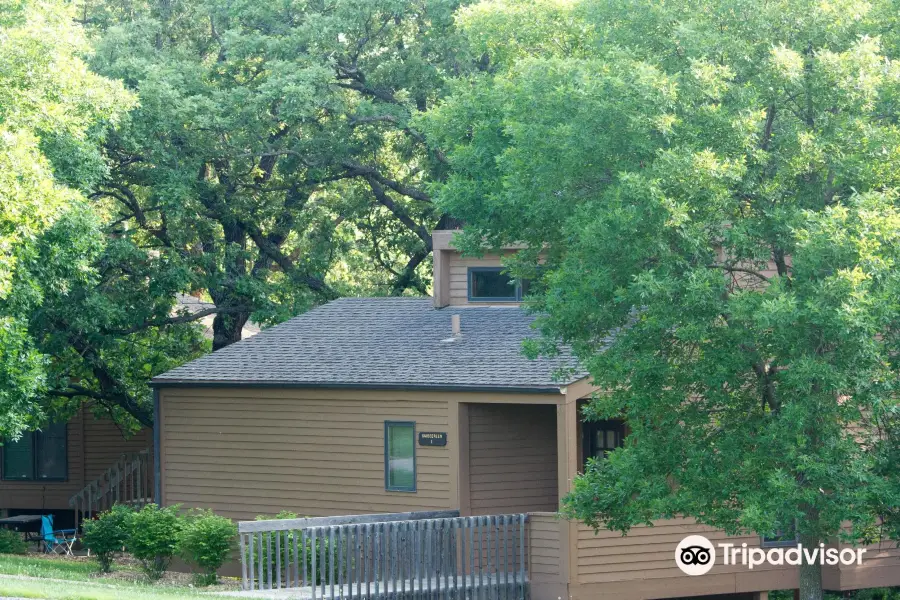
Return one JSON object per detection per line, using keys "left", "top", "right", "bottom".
{"left": 385, "top": 421, "right": 416, "bottom": 492}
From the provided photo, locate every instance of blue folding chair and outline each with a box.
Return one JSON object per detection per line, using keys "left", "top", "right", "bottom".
{"left": 41, "top": 515, "right": 77, "bottom": 556}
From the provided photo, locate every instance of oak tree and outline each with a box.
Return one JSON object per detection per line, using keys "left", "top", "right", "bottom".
{"left": 425, "top": 1, "right": 900, "bottom": 597}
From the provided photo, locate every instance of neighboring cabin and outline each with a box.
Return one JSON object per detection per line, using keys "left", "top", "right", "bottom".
{"left": 0, "top": 408, "right": 151, "bottom": 530}
{"left": 0, "top": 294, "right": 254, "bottom": 530}
{"left": 151, "top": 229, "right": 900, "bottom": 600}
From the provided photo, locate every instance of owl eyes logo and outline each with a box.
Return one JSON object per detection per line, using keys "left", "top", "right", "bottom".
{"left": 675, "top": 535, "right": 716, "bottom": 575}
{"left": 680, "top": 545, "right": 712, "bottom": 565}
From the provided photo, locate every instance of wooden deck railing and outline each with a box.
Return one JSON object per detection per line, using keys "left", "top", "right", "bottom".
{"left": 237, "top": 510, "right": 530, "bottom": 599}
{"left": 69, "top": 448, "right": 153, "bottom": 526}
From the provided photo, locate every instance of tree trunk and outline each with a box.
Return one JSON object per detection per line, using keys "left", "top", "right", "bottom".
{"left": 211, "top": 311, "right": 250, "bottom": 351}
{"left": 211, "top": 217, "right": 249, "bottom": 351}
{"left": 798, "top": 535, "right": 824, "bottom": 600}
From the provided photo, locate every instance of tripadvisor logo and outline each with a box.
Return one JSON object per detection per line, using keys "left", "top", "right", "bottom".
{"left": 674, "top": 535, "right": 867, "bottom": 576}
{"left": 675, "top": 535, "right": 716, "bottom": 575}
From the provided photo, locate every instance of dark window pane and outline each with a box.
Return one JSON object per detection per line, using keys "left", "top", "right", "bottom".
{"left": 583, "top": 420, "right": 625, "bottom": 464}
{"left": 386, "top": 423, "right": 415, "bottom": 491}
{"left": 36, "top": 423, "right": 66, "bottom": 480}
{"left": 3, "top": 432, "right": 34, "bottom": 480}
{"left": 762, "top": 521, "right": 798, "bottom": 547}
{"left": 470, "top": 269, "right": 516, "bottom": 300}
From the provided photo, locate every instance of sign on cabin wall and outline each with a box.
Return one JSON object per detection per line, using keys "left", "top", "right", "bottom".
{"left": 418, "top": 432, "right": 447, "bottom": 447}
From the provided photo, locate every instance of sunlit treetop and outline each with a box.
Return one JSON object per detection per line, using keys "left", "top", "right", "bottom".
{"left": 423, "top": 1, "right": 900, "bottom": 597}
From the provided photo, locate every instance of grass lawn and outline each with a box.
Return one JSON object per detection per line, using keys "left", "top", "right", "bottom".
{"left": 0, "top": 554, "right": 129, "bottom": 581}
{"left": 0, "top": 578, "right": 237, "bottom": 600}
{"left": 0, "top": 554, "right": 238, "bottom": 600}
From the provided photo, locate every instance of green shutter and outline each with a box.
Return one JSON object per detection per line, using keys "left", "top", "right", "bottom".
{"left": 3, "top": 432, "right": 34, "bottom": 480}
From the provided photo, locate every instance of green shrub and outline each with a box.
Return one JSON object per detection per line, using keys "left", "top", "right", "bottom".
{"left": 247, "top": 511, "right": 341, "bottom": 586}
{"left": 771, "top": 588, "right": 900, "bottom": 600}
{"left": 127, "top": 504, "right": 183, "bottom": 580}
{"left": 82, "top": 504, "right": 134, "bottom": 572}
{"left": 0, "top": 529, "right": 27, "bottom": 555}
{"left": 246, "top": 511, "right": 297, "bottom": 580}
{"left": 178, "top": 509, "right": 236, "bottom": 586}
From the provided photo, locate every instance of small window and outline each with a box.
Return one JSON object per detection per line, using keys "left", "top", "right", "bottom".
{"left": 385, "top": 421, "right": 416, "bottom": 492}
{"left": 3, "top": 432, "right": 34, "bottom": 480}
{"left": 2, "top": 423, "right": 67, "bottom": 481}
{"left": 761, "top": 521, "right": 799, "bottom": 548}
{"left": 36, "top": 424, "right": 67, "bottom": 480}
{"left": 468, "top": 267, "right": 530, "bottom": 302}
{"left": 582, "top": 420, "right": 624, "bottom": 467}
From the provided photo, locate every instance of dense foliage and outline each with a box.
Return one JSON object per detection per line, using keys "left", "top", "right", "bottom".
{"left": 0, "top": 530, "right": 27, "bottom": 556}
{"left": 178, "top": 509, "right": 237, "bottom": 586}
{"left": 424, "top": 0, "right": 900, "bottom": 598}
{"left": 1, "top": 0, "right": 480, "bottom": 434}
{"left": 83, "top": 504, "right": 135, "bottom": 573}
{"left": 3, "top": 1, "right": 899, "bottom": 597}
{"left": 83, "top": 0, "right": 468, "bottom": 346}
{"left": 128, "top": 504, "right": 184, "bottom": 580}
{"left": 0, "top": 0, "right": 134, "bottom": 437}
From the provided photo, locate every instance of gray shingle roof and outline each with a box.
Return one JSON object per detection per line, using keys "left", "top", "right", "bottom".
{"left": 153, "top": 298, "right": 585, "bottom": 391}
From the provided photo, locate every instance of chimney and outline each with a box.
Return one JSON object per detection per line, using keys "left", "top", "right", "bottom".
{"left": 451, "top": 314, "right": 461, "bottom": 337}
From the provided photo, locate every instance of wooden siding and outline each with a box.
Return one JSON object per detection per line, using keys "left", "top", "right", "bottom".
{"left": 0, "top": 408, "right": 150, "bottom": 512}
{"left": 159, "top": 388, "right": 456, "bottom": 521}
{"left": 570, "top": 518, "right": 900, "bottom": 598}
{"left": 836, "top": 538, "right": 900, "bottom": 590}
{"left": 83, "top": 416, "right": 152, "bottom": 481}
{"left": 572, "top": 519, "right": 801, "bottom": 599}
{"left": 468, "top": 404, "right": 558, "bottom": 515}
{"left": 529, "top": 513, "right": 564, "bottom": 582}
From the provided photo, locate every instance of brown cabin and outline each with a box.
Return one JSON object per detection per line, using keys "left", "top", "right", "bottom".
{"left": 153, "top": 231, "right": 900, "bottom": 600}
{"left": 151, "top": 229, "right": 900, "bottom": 599}
{"left": 0, "top": 407, "right": 152, "bottom": 531}
{"left": 0, "top": 293, "right": 254, "bottom": 531}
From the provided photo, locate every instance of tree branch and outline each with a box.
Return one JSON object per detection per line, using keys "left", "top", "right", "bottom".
{"left": 349, "top": 115, "right": 398, "bottom": 126}
{"left": 241, "top": 220, "right": 335, "bottom": 297}
{"left": 391, "top": 249, "right": 430, "bottom": 296}
{"left": 343, "top": 161, "right": 431, "bottom": 203}
{"left": 335, "top": 81, "right": 398, "bottom": 104}
{"left": 760, "top": 105, "right": 776, "bottom": 151}
{"left": 364, "top": 177, "right": 432, "bottom": 246}
{"left": 105, "top": 304, "right": 252, "bottom": 336}
{"left": 706, "top": 263, "right": 771, "bottom": 283}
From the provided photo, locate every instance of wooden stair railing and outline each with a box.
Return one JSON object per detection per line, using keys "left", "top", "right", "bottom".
{"left": 69, "top": 448, "right": 153, "bottom": 528}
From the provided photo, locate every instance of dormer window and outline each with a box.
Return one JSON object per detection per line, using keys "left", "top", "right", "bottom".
{"left": 467, "top": 267, "right": 526, "bottom": 302}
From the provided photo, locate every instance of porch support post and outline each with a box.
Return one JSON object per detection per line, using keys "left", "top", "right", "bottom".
{"left": 153, "top": 387, "right": 161, "bottom": 506}
{"left": 557, "top": 391, "right": 579, "bottom": 597}
{"left": 456, "top": 401, "right": 471, "bottom": 515}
